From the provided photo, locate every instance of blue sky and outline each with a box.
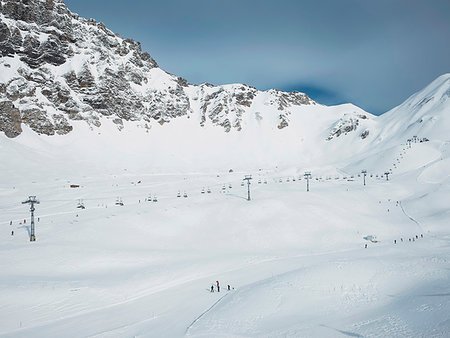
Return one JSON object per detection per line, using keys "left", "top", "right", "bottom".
{"left": 64, "top": 0, "right": 450, "bottom": 114}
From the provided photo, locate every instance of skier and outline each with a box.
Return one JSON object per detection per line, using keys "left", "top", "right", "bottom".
{"left": 216, "top": 281, "right": 220, "bottom": 292}
{"left": 364, "top": 244, "right": 367, "bottom": 249}
{"left": 210, "top": 285, "right": 214, "bottom": 292}
{"left": 24, "top": 219, "right": 26, "bottom": 223}
{"left": 227, "top": 285, "right": 231, "bottom": 291}
{"left": 421, "top": 234, "right": 423, "bottom": 238}
{"left": 394, "top": 239, "right": 396, "bottom": 244}
{"left": 10, "top": 220, "right": 12, "bottom": 226}
{"left": 11, "top": 230, "right": 14, "bottom": 236}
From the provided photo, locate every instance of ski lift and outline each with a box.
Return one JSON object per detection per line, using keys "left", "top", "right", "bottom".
{"left": 183, "top": 192, "right": 188, "bottom": 198}
{"left": 228, "top": 184, "right": 232, "bottom": 189}
{"left": 264, "top": 179, "right": 268, "bottom": 184}
{"left": 152, "top": 196, "right": 158, "bottom": 202}
{"left": 241, "top": 182, "right": 245, "bottom": 187}
{"left": 207, "top": 187, "right": 211, "bottom": 193}
{"left": 292, "top": 177, "right": 296, "bottom": 181}
{"left": 258, "top": 179, "right": 262, "bottom": 184}
{"left": 286, "top": 178, "right": 290, "bottom": 182}
{"left": 279, "top": 178, "right": 282, "bottom": 183}
{"left": 177, "top": 191, "right": 181, "bottom": 198}
{"left": 222, "top": 185, "right": 226, "bottom": 191}
{"left": 201, "top": 187, "right": 205, "bottom": 194}
{"left": 115, "top": 197, "right": 124, "bottom": 206}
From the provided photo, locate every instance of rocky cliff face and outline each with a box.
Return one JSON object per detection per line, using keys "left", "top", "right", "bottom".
{"left": 0, "top": 0, "right": 352, "bottom": 139}
{"left": 327, "top": 113, "right": 370, "bottom": 140}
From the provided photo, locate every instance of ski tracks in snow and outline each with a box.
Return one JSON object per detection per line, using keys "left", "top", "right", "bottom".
{"left": 185, "top": 293, "right": 229, "bottom": 336}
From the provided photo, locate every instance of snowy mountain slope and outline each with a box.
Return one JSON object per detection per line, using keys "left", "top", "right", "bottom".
{"left": 374, "top": 73, "right": 450, "bottom": 144}
{"left": 0, "top": 0, "right": 328, "bottom": 136}
{"left": 0, "top": 132, "right": 449, "bottom": 337}
{"left": 0, "top": 0, "right": 375, "bottom": 161}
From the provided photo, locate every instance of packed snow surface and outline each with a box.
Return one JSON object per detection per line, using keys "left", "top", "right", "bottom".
{"left": 0, "top": 125, "right": 449, "bottom": 337}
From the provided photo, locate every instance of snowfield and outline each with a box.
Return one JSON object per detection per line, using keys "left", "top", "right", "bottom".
{"left": 0, "top": 124, "right": 449, "bottom": 337}
{"left": 1, "top": 0, "right": 449, "bottom": 334}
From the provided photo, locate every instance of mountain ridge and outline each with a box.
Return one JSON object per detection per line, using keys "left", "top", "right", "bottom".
{"left": 1, "top": 0, "right": 362, "bottom": 140}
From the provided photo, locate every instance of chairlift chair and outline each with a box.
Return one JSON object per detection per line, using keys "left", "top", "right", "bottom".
{"left": 77, "top": 199, "right": 85, "bottom": 209}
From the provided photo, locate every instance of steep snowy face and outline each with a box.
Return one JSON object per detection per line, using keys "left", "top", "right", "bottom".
{"left": 0, "top": 0, "right": 329, "bottom": 139}
{"left": 374, "top": 74, "right": 450, "bottom": 144}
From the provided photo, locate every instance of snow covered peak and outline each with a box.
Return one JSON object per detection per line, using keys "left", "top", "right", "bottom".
{"left": 374, "top": 73, "right": 450, "bottom": 144}
{"left": 0, "top": 0, "right": 330, "bottom": 139}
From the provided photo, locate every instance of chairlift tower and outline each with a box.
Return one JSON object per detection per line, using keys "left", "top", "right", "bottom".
{"left": 244, "top": 175, "right": 252, "bottom": 201}
{"left": 304, "top": 172, "right": 312, "bottom": 192}
{"left": 384, "top": 172, "right": 390, "bottom": 181}
{"left": 361, "top": 170, "right": 367, "bottom": 186}
{"left": 22, "top": 196, "right": 39, "bottom": 241}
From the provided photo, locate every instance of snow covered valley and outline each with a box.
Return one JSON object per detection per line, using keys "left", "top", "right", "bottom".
{"left": 0, "top": 136, "right": 449, "bottom": 337}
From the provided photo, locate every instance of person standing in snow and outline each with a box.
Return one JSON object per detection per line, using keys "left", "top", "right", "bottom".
{"left": 11, "top": 230, "right": 14, "bottom": 236}
{"left": 216, "top": 281, "right": 220, "bottom": 292}
{"left": 210, "top": 285, "right": 214, "bottom": 292}
{"left": 227, "top": 285, "right": 231, "bottom": 291}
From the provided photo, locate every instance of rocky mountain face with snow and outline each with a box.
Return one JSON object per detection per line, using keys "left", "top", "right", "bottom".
{"left": 0, "top": 0, "right": 337, "bottom": 139}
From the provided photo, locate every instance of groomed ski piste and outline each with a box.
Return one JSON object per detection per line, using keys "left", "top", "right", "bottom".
{"left": 1, "top": 123, "right": 449, "bottom": 337}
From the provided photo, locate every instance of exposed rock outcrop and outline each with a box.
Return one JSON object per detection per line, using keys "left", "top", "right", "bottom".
{"left": 0, "top": 0, "right": 317, "bottom": 137}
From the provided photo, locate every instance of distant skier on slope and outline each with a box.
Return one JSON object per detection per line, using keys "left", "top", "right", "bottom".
{"left": 210, "top": 285, "right": 214, "bottom": 292}
{"left": 216, "top": 281, "right": 220, "bottom": 292}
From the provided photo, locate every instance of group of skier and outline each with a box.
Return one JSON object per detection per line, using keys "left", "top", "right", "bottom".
{"left": 210, "top": 280, "right": 232, "bottom": 293}
{"left": 365, "top": 233, "right": 424, "bottom": 248}
{"left": 394, "top": 234, "right": 423, "bottom": 244}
